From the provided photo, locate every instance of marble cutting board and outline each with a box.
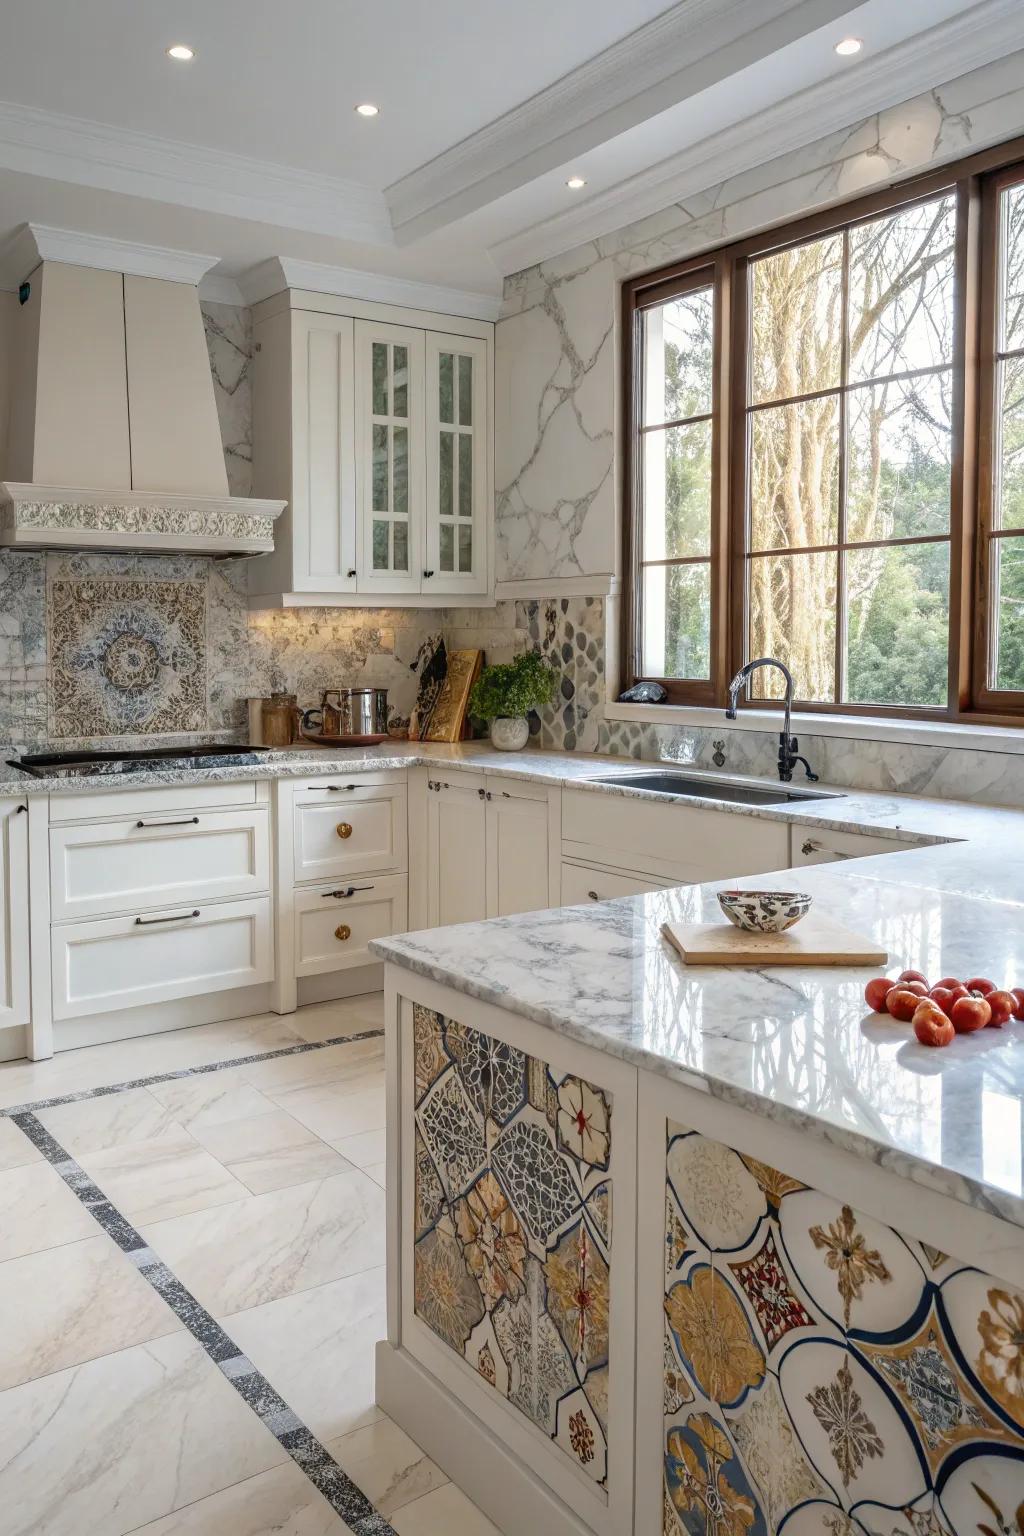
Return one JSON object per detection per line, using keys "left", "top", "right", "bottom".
{"left": 662, "top": 914, "right": 888, "bottom": 966}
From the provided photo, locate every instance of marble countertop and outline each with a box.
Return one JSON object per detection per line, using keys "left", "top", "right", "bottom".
{"left": 369, "top": 752, "right": 1024, "bottom": 1230}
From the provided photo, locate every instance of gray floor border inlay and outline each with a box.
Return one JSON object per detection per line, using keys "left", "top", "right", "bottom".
{"left": 3, "top": 1026, "right": 398, "bottom": 1536}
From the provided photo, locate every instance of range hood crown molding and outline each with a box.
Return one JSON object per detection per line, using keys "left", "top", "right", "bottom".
{"left": 0, "top": 223, "right": 221, "bottom": 290}
{"left": 0, "top": 482, "right": 286, "bottom": 556}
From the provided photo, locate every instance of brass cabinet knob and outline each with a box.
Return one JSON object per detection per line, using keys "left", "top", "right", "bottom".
{"left": 336, "top": 822, "right": 353, "bottom": 839}
{"left": 335, "top": 923, "right": 352, "bottom": 941}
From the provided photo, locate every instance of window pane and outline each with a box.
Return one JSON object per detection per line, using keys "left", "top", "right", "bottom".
{"left": 458, "top": 433, "right": 473, "bottom": 516}
{"left": 439, "top": 353, "right": 454, "bottom": 423}
{"left": 993, "top": 535, "right": 1024, "bottom": 690}
{"left": 1001, "top": 183, "right": 1024, "bottom": 354}
{"left": 372, "top": 343, "right": 388, "bottom": 415}
{"left": 748, "top": 551, "right": 837, "bottom": 700}
{"left": 749, "top": 396, "right": 839, "bottom": 550}
{"left": 372, "top": 424, "right": 389, "bottom": 511}
{"left": 393, "top": 346, "right": 408, "bottom": 417}
{"left": 750, "top": 235, "right": 842, "bottom": 404}
{"left": 998, "top": 355, "right": 1024, "bottom": 530}
{"left": 440, "top": 523, "right": 455, "bottom": 572}
{"left": 458, "top": 355, "right": 473, "bottom": 425}
{"left": 393, "top": 520, "right": 408, "bottom": 572}
{"left": 848, "top": 196, "right": 956, "bottom": 382}
{"left": 393, "top": 426, "right": 408, "bottom": 514}
{"left": 845, "top": 542, "right": 949, "bottom": 706}
{"left": 643, "top": 286, "right": 713, "bottom": 425}
{"left": 643, "top": 420, "right": 711, "bottom": 559}
{"left": 459, "top": 524, "right": 473, "bottom": 571}
{"left": 642, "top": 563, "right": 710, "bottom": 679}
{"left": 846, "top": 371, "right": 952, "bottom": 542}
{"left": 439, "top": 431, "right": 454, "bottom": 517}
{"left": 372, "top": 519, "right": 389, "bottom": 570}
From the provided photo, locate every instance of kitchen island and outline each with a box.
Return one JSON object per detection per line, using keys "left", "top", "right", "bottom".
{"left": 372, "top": 834, "right": 1024, "bottom": 1536}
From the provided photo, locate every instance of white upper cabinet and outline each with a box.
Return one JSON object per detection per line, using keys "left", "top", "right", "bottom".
{"left": 251, "top": 293, "right": 493, "bottom": 605}
{"left": 355, "top": 321, "right": 425, "bottom": 595}
{"left": 425, "top": 333, "right": 489, "bottom": 596}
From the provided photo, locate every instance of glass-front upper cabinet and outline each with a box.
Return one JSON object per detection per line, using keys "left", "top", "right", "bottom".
{"left": 355, "top": 321, "right": 425, "bottom": 593}
{"left": 425, "top": 333, "right": 489, "bottom": 595}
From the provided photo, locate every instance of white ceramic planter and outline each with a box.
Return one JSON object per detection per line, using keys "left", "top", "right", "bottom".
{"left": 489, "top": 716, "right": 530, "bottom": 751}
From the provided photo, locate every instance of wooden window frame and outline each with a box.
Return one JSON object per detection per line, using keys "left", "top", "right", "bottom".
{"left": 621, "top": 133, "right": 1024, "bottom": 723}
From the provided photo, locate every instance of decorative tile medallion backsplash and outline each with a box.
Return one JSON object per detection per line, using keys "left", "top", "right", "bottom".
{"left": 413, "top": 1004, "right": 612, "bottom": 1487}
{"left": 48, "top": 571, "right": 207, "bottom": 739}
{"left": 663, "top": 1120, "right": 1024, "bottom": 1534}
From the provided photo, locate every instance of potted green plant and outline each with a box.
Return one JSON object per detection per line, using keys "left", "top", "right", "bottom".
{"left": 469, "top": 651, "right": 556, "bottom": 751}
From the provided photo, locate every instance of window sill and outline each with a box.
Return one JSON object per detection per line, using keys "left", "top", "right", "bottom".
{"left": 603, "top": 701, "right": 1024, "bottom": 757}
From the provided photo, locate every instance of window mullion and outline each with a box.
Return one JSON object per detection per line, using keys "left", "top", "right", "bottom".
{"left": 836, "top": 228, "right": 851, "bottom": 706}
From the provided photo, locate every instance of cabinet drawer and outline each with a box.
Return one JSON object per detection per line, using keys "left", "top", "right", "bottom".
{"left": 51, "top": 779, "right": 258, "bottom": 823}
{"left": 294, "top": 875, "right": 408, "bottom": 977}
{"left": 561, "top": 859, "right": 673, "bottom": 905}
{"left": 293, "top": 782, "right": 407, "bottom": 882}
{"left": 50, "top": 809, "right": 270, "bottom": 921}
{"left": 52, "top": 897, "right": 273, "bottom": 1020}
{"left": 561, "top": 787, "right": 789, "bottom": 882}
{"left": 790, "top": 825, "right": 914, "bottom": 865}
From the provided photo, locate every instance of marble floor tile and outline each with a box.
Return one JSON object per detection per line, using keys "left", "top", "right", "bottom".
{"left": 327, "top": 1414, "right": 448, "bottom": 1516}
{"left": 272, "top": 1080, "right": 386, "bottom": 1142}
{"left": 0, "top": 1235, "right": 181, "bottom": 1391}
{"left": 125, "top": 1460, "right": 349, "bottom": 1535}
{"left": 331, "top": 1127, "right": 386, "bottom": 1169}
{"left": 242, "top": 1037, "right": 384, "bottom": 1097}
{"left": 77, "top": 1127, "right": 249, "bottom": 1223}
{"left": 390, "top": 1482, "right": 502, "bottom": 1536}
{"left": 226, "top": 1267, "right": 386, "bottom": 1442}
{"left": 0, "top": 1116, "right": 41, "bottom": 1172}
{"left": 146, "top": 1071, "right": 276, "bottom": 1129}
{"left": 364, "top": 1161, "right": 386, "bottom": 1189}
{"left": 0, "top": 1332, "right": 286, "bottom": 1536}
{"left": 0, "top": 1160, "right": 97, "bottom": 1261}
{"left": 35, "top": 1085, "right": 178, "bottom": 1156}
{"left": 288, "top": 993, "right": 385, "bottom": 1044}
{"left": 141, "top": 1166, "right": 385, "bottom": 1315}
{"left": 189, "top": 1109, "right": 350, "bottom": 1194}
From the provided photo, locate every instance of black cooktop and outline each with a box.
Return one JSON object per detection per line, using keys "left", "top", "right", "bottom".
{"left": 7, "top": 744, "right": 272, "bottom": 780}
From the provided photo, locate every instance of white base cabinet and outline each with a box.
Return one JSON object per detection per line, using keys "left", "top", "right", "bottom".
{"left": 294, "top": 874, "right": 408, "bottom": 978}
{"left": 0, "top": 799, "right": 30, "bottom": 1043}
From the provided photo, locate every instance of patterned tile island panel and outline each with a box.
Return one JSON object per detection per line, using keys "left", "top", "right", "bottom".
{"left": 662, "top": 1122, "right": 1024, "bottom": 1536}
{"left": 412, "top": 1004, "right": 612, "bottom": 1487}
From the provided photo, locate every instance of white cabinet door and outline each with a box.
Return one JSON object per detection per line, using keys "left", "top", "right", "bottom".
{"left": 790, "top": 824, "right": 912, "bottom": 865}
{"left": 294, "top": 874, "right": 408, "bottom": 977}
{"left": 485, "top": 787, "right": 549, "bottom": 918}
{"left": 560, "top": 859, "right": 673, "bottom": 904}
{"left": 355, "top": 321, "right": 425, "bottom": 594}
{"left": 291, "top": 311, "right": 357, "bottom": 592}
{"left": 293, "top": 781, "right": 408, "bottom": 884}
{"left": 425, "top": 775, "right": 487, "bottom": 928}
{"left": 424, "top": 333, "right": 489, "bottom": 596}
{"left": 0, "top": 800, "right": 29, "bottom": 1029}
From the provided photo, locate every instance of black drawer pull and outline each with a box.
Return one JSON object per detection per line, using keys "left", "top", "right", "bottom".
{"left": 136, "top": 816, "right": 200, "bottom": 829}
{"left": 134, "top": 909, "right": 201, "bottom": 926}
{"left": 588, "top": 889, "right": 600, "bottom": 901}
{"left": 325, "top": 785, "right": 359, "bottom": 792}
{"left": 321, "top": 885, "right": 374, "bottom": 899}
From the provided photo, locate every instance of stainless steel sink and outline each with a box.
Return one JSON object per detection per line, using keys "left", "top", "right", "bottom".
{"left": 585, "top": 770, "right": 841, "bottom": 806}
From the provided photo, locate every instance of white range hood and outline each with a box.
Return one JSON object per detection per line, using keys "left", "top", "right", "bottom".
{"left": 0, "top": 226, "right": 284, "bottom": 555}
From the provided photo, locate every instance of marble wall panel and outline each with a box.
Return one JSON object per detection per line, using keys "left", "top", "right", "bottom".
{"left": 663, "top": 1119, "right": 1024, "bottom": 1534}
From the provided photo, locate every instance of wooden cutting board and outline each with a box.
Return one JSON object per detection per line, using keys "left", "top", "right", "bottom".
{"left": 662, "top": 914, "right": 887, "bottom": 967}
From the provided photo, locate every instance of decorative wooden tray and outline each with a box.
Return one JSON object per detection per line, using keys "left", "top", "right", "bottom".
{"left": 661, "top": 915, "right": 887, "bottom": 967}
{"left": 297, "top": 729, "right": 391, "bottom": 747}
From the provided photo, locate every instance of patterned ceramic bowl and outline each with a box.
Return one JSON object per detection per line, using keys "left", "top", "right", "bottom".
{"left": 717, "top": 889, "right": 813, "bottom": 934}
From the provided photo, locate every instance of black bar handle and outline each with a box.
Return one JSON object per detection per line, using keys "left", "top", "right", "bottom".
{"left": 135, "top": 816, "right": 200, "bottom": 828}
{"left": 321, "top": 885, "right": 374, "bottom": 899}
{"left": 134, "top": 909, "right": 201, "bottom": 926}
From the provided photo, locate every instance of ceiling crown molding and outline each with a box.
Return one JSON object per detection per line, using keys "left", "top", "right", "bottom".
{"left": 237, "top": 255, "right": 501, "bottom": 321}
{"left": 0, "top": 222, "right": 219, "bottom": 289}
{"left": 0, "top": 98, "right": 392, "bottom": 246}
{"left": 384, "top": 0, "right": 854, "bottom": 243}
{"left": 489, "top": 0, "right": 1024, "bottom": 276}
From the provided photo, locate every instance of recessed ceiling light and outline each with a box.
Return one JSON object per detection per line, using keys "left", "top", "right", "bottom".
{"left": 355, "top": 103, "right": 380, "bottom": 117}
{"left": 834, "top": 36, "right": 862, "bottom": 56}
{"left": 166, "top": 43, "right": 195, "bottom": 61}
{"left": 566, "top": 175, "right": 587, "bottom": 190}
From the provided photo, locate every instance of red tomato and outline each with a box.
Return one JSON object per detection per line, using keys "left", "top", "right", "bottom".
{"left": 965, "top": 977, "right": 997, "bottom": 996}
{"left": 1011, "top": 988, "right": 1024, "bottom": 1021}
{"left": 929, "top": 987, "right": 956, "bottom": 1013}
{"left": 864, "top": 977, "right": 895, "bottom": 1013}
{"left": 913, "top": 1004, "right": 955, "bottom": 1048}
{"left": 888, "top": 986, "right": 928, "bottom": 1022}
{"left": 986, "top": 990, "right": 1015, "bottom": 1027}
{"left": 897, "top": 969, "right": 929, "bottom": 987}
{"left": 951, "top": 996, "right": 992, "bottom": 1033}
{"left": 934, "top": 977, "right": 962, "bottom": 991}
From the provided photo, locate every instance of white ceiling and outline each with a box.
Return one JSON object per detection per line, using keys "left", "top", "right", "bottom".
{"left": 0, "top": 0, "right": 1017, "bottom": 306}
